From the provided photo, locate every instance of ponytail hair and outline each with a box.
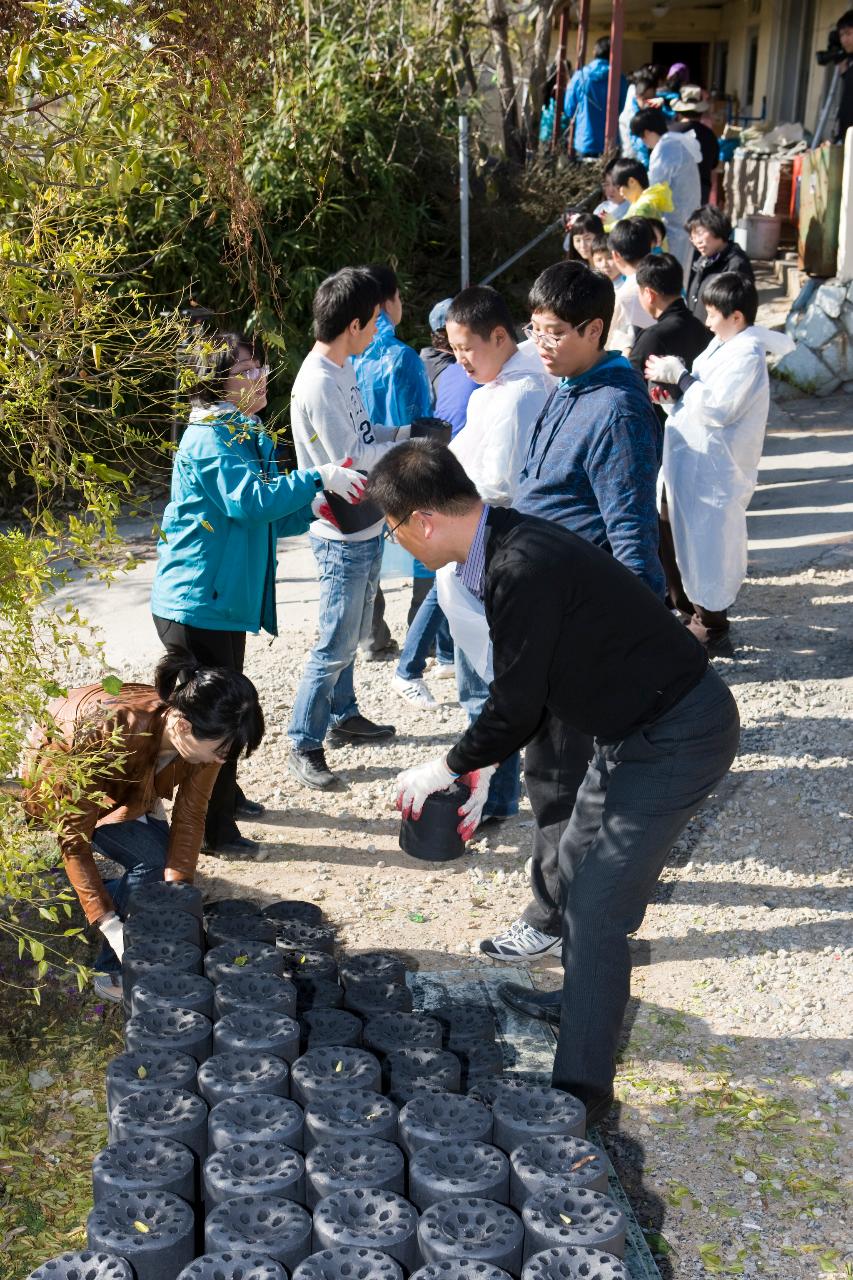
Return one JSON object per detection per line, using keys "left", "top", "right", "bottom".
{"left": 154, "top": 655, "right": 265, "bottom": 762}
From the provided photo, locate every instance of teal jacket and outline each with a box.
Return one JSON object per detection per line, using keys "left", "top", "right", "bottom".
{"left": 151, "top": 405, "right": 321, "bottom": 635}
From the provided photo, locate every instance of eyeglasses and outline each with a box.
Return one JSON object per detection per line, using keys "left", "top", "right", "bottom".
{"left": 232, "top": 364, "right": 270, "bottom": 382}
{"left": 522, "top": 321, "right": 589, "bottom": 351}
{"left": 384, "top": 513, "right": 412, "bottom": 543}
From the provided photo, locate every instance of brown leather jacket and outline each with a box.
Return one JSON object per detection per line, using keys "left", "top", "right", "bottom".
{"left": 23, "top": 684, "right": 219, "bottom": 924}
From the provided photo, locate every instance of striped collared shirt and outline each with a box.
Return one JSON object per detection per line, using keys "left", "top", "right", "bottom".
{"left": 455, "top": 504, "right": 491, "bottom": 601}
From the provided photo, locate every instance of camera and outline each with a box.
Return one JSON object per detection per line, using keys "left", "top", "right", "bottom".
{"left": 816, "top": 26, "right": 846, "bottom": 65}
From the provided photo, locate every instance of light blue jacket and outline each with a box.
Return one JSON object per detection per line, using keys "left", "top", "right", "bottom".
{"left": 564, "top": 58, "right": 626, "bottom": 157}
{"left": 150, "top": 405, "right": 320, "bottom": 635}
{"left": 352, "top": 312, "right": 432, "bottom": 427}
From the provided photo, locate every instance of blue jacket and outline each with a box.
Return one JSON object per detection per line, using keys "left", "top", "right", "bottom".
{"left": 150, "top": 405, "right": 320, "bottom": 635}
{"left": 564, "top": 59, "right": 626, "bottom": 157}
{"left": 352, "top": 311, "right": 432, "bottom": 427}
{"left": 514, "top": 353, "right": 665, "bottom": 597}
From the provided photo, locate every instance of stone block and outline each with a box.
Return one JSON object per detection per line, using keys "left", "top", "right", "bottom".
{"left": 843, "top": 380, "right": 853, "bottom": 393}
{"left": 774, "top": 342, "right": 834, "bottom": 393}
{"left": 820, "top": 332, "right": 849, "bottom": 378}
{"left": 799, "top": 304, "right": 837, "bottom": 349}
{"left": 816, "top": 282, "right": 847, "bottom": 319}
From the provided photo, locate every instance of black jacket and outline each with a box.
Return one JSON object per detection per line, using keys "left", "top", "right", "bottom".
{"left": 446, "top": 507, "right": 708, "bottom": 773}
{"left": 671, "top": 119, "right": 719, "bottom": 203}
{"left": 630, "top": 299, "right": 712, "bottom": 388}
{"left": 687, "top": 241, "right": 754, "bottom": 323}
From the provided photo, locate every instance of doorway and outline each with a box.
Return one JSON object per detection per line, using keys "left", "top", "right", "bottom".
{"left": 650, "top": 41, "right": 711, "bottom": 88}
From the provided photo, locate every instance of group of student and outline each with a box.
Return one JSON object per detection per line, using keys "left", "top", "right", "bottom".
{"left": 23, "top": 180, "right": 782, "bottom": 1125}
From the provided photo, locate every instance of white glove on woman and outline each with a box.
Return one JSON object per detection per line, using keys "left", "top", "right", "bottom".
{"left": 456, "top": 765, "right": 498, "bottom": 841}
{"left": 396, "top": 757, "right": 459, "bottom": 820}
{"left": 99, "top": 911, "right": 125, "bottom": 962}
{"left": 317, "top": 462, "right": 366, "bottom": 503}
{"left": 645, "top": 354, "right": 687, "bottom": 385}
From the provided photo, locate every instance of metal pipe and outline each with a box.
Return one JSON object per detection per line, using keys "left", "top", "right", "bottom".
{"left": 576, "top": 0, "right": 590, "bottom": 69}
{"left": 604, "top": 0, "right": 624, "bottom": 149}
{"left": 479, "top": 218, "right": 563, "bottom": 286}
{"left": 459, "top": 114, "right": 470, "bottom": 288}
{"left": 551, "top": 6, "right": 571, "bottom": 149}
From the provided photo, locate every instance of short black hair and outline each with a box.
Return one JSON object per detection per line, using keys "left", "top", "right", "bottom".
{"left": 609, "top": 158, "right": 649, "bottom": 191}
{"left": 594, "top": 36, "right": 610, "bottom": 60}
{"left": 446, "top": 285, "right": 517, "bottom": 343}
{"left": 364, "top": 264, "right": 400, "bottom": 306}
{"left": 702, "top": 272, "right": 758, "bottom": 325}
{"left": 590, "top": 236, "right": 612, "bottom": 257}
{"left": 839, "top": 10, "right": 853, "bottom": 30}
{"left": 154, "top": 655, "right": 265, "bottom": 761}
{"left": 365, "top": 439, "right": 480, "bottom": 523}
{"left": 183, "top": 331, "right": 266, "bottom": 408}
{"left": 633, "top": 75, "right": 656, "bottom": 99}
{"left": 313, "top": 267, "right": 381, "bottom": 343}
{"left": 528, "top": 262, "right": 615, "bottom": 351}
{"left": 635, "top": 252, "right": 684, "bottom": 296}
{"left": 644, "top": 216, "right": 667, "bottom": 243}
{"left": 685, "top": 205, "right": 733, "bottom": 240}
{"left": 630, "top": 106, "right": 669, "bottom": 138}
{"left": 608, "top": 218, "right": 655, "bottom": 265}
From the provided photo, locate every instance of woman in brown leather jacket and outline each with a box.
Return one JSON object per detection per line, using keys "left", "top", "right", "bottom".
{"left": 24, "top": 655, "right": 263, "bottom": 1001}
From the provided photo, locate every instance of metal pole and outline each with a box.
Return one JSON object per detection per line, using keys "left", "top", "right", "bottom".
{"left": 551, "top": 6, "right": 571, "bottom": 150}
{"left": 459, "top": 114, "right": 470, "bottom": 288}
{"left": 576, "top": 0, "right": 590, "bottom": 69}
{"left": 479, "top": 218, "right": 563, "bottom": 286}
{"left": 604, "top": 0, "right": 624, "bottom": 150}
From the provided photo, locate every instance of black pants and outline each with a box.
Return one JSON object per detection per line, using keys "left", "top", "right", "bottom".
{"left": 365, "top": 577, "right": 435, "bottom": 654}
{"left": 521, "top": 712, "right": 594, "bottom": 935}
{"left": 153, "top": 615, "right": 246, "bottom": 848}
{"left": 659, "top": 503, "right": 729, "bottom": 645}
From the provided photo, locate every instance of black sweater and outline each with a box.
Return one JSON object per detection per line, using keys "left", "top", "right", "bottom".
{"left": 446, "top": 508, "right": 708, "bottom": 773}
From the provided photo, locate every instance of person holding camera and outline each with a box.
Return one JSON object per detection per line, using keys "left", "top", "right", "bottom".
{"left": 834, "top": 11, "right": 853, "bottom": 139}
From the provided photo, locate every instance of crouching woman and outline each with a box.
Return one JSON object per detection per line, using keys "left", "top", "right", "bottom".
{"left": 23, "top": 656, "right": 264, "bottom": 1002}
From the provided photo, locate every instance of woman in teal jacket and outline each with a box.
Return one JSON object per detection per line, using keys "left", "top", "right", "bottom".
{"left": 151, "top": 331, "right": 362, "bottom": 855}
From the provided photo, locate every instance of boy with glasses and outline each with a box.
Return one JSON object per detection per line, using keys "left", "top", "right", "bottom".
{"left": 480, "top": 261, "right": 665, "bottom": 969}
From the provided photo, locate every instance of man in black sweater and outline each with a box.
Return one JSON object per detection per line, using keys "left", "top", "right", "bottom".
{"left": 368, "top": 440, "right": 740, "bottom": 1125}
{"left": 631, "top": 253, "right": 712, "bottom": 418}
{"left": 686, "top": 206, "right": 754, "bottom": 323}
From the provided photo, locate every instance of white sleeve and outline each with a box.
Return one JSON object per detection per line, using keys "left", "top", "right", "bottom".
{"left": 680, "top": 352, "right": 766, "bottom": 430}
{"left": 292, "top": 366, "right": 399, "bottom": 471}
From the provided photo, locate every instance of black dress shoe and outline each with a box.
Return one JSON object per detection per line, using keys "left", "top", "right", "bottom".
{"left": 326, "top": 714, "right": 396, "bottom": 747}
{"left": 583, "top": 1088, "right": 615, "bottom": 1129}
{"left": 498, "top": 982, "right": 561, "bottom": 1026}
{"left": 235, "top": 797, "right": 266, "bottom": 818}
{"left": 201, "top": 835, "right": 261, "bottom": 859}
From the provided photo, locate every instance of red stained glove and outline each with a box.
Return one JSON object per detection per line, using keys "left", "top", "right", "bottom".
{"left": 310, "top": 494, "right": 341, "bottom": 527}
{"left": 456, "top": 765, "right": 498, "bottom": 841}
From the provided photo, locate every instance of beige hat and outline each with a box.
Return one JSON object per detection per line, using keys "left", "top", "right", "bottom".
{"left": 673, "top": 85, "right": 710, "bottom": 113}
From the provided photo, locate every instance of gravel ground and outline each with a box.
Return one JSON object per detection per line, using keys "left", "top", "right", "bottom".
{"left": 62, "top": 536, "right": 853, "bottom": 1280}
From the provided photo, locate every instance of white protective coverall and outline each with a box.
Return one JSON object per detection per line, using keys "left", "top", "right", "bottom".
{"left": 662, "top": 326, "right": 792, "bottom": 613}
{"left": 648, "top": 130, "right": 702, "bottom": 284}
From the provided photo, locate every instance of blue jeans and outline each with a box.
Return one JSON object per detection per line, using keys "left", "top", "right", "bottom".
{"left": 289, "top": 534, "right": 383, "bottom": 752}
{"left": 92, "top": 818, "right": 170, "bottom": 973}
{"left": 455, "top": 646, "right": 521, "bottom": 819}
{"left": 397, "top": 583, "right": 454, "bottom": 681}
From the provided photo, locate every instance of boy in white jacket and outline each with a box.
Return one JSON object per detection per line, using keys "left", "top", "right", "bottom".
{"left": 646, "top": 272, "right": 789, "bottom": 654}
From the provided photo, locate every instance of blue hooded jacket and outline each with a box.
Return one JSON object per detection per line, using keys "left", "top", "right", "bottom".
{"left": 150, "top": 406, "right": 320, "bottom": 635}
{"left": 352, "top": 311, "right": 432, "bottom": 427}
{"left": 514, "top": 352, "right": 664, "bottom": 596}
{"left": 564, "top": 58, "right": 626, "bottom": 157}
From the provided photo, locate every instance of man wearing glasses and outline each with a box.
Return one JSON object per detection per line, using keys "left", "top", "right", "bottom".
{"left": 480, "top": 262, "right": 665, "bottom": 981}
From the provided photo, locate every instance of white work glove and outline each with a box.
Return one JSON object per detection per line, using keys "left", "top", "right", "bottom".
{"left": 645, "top": 354, "right": 687, "bottom": 385}
{"left": 456, "top": 765, "right": 498, "bottom": 841}
{"left": 396, "top": 757, "right": 459, "bottom": 821}
{"left": 317, "top": 461, "right": 365, "bottom": 503}
{"left": 99, "top": 911, "right": 125, "bottom": 962}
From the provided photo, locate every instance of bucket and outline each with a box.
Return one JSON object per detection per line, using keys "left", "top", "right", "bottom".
{"left": 399, "top": 782, "right": 470, "bottom": 863}
{"left": 742, "top": 214, "right": 782, "bottom": 260}
{"left": 324, "top": 472, "right": 384, "bottom": 534}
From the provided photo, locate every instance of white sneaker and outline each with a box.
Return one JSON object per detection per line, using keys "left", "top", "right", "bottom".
{"left": 392, "top": 674, "right": 439, "bottom": 709}
{"left": 433, "top": 663, "right": 456, "bottom": 680}
{"left": 479, "top": 919, "right": 562, "bottom": 962}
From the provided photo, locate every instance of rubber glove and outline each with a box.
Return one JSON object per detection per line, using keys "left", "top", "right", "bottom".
{"left": 396, "top": 757, "right": 459, "bottom": 820}
{"left": 456, "top": 765, "right": 498, "bottom": 841}
{"left": 310, "top": 493, "right": 341, "bottom": 526}
{"left": 317, "top": 460, "right": 366, "bottom": 503}
{"left": 99, "top": 911, "right": 125, "bottom": 962}
{"left": 645, "top": 354, "right": 687, "bottom": 385}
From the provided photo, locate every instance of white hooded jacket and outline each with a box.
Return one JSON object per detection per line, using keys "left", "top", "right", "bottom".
{"left": 662, "top": 326, "right": 789, "bottom": 612}
{"left": 649, "top": 131, "right": 702, "bottom": 282}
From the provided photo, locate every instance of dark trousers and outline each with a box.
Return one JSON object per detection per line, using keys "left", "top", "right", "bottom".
{"left": 365, "top": 577, "right": 437, "bottom": 654}
{"left": 551, "top": 666, "right": 739, "bottom": 1103}
{"left": 659, "top": 503, "right": 729, "bottom": 646}
{"left": 153, "top": 615, "right": 246, "bottom": 847}
{"left": 521, "top": 713, "right": 594, "bottom": 935}
{"left": 93, "top": 818, "right": 170, "bottom": 972}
